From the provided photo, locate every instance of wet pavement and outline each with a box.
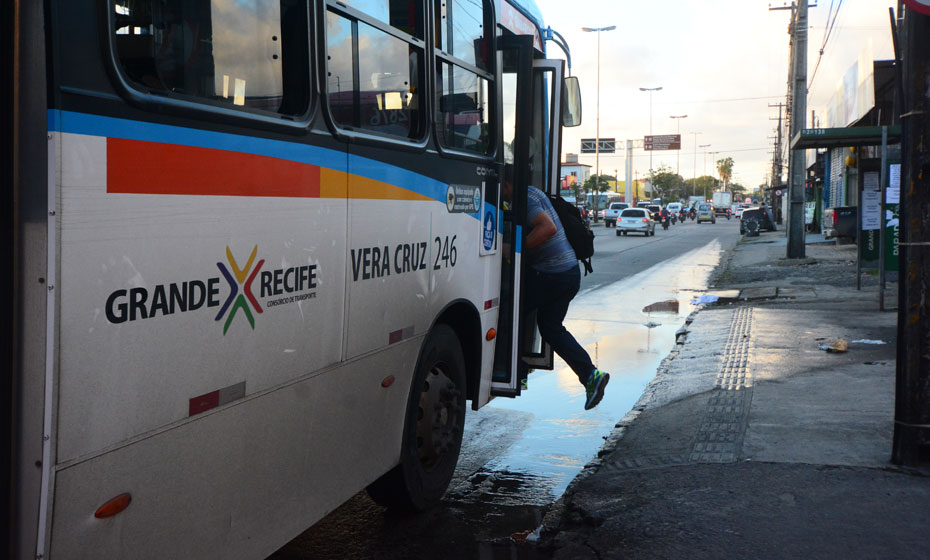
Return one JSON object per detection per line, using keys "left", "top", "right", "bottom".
{"left": 457, "top": 239, "right": 728, "bottom": 506}
{"left": 544, "top": 231, "right": 930, "bottom": 560}
{"left": 269, "top": 222, "right": 742, "bottom": 559}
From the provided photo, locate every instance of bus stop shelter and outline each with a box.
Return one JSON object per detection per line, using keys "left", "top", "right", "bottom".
{"left": 790, "top": 125, "right": 902, "bottom": 310}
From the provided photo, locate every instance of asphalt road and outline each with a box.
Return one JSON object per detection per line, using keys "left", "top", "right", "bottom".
{"left": 268, "top": 217, "right": 742, "bottom": 560}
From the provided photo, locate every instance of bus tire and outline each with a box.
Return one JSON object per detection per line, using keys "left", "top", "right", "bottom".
{"left": 366, "top": 324, "right": 466, "bottom": 512}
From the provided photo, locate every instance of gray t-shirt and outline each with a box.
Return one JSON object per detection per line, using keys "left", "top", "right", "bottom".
{"left": 525, "top": 186, "right": 578, "bottom": 273}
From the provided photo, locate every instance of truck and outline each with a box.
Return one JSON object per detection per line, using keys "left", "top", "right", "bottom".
{"left": 712, "top": 191, "right": 733, "bottom": 216}
{"left": 602, "top": 202, "right": 630, "bottom": 227}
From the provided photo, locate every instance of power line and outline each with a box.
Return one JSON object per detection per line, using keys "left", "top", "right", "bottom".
{"left": 658, "top": 95, "right": 783, "bottom": 105}
{"left": 809, "top": 0, "right": 844, "bottom": 90}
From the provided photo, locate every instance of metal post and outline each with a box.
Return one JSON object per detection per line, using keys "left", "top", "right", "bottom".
{"left": 879, "top": 126, "right": 888, "bottom": 310}
{"left": 583, "top": 25, "right": 615, "bottom": 221}
{"left": 625, "top": 139, "right": 633, "bottom": 203}
{"left": 594, "top": 31, "right": 600, "bottom": 218}
{"left": 692, "top": 132, "right": 700, "bottom": 199}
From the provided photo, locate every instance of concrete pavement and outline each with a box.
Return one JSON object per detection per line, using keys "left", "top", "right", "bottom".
{"left": 540, "top": 230, "right": 930, "bottom": 559}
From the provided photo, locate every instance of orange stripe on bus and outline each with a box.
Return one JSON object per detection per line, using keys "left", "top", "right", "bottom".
{"left": 107, "top": 138, "right": 322, "bottom": 198}
{"left": 349, "top": 175, "right": 433, "bottom": 202}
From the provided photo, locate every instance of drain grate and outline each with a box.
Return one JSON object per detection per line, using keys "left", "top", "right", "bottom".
{"left": 691, "top": 307, "right": 754, "bottom": 463}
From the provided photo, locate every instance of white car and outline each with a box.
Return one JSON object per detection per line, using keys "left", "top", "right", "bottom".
{"left": 616, "top": 208, "right": 655, "bottom": 236}
{"left": 666, "top": 202, "right": 682, "bottom": 214}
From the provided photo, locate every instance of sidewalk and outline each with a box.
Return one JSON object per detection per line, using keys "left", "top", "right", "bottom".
{"left": 541, "top": 230, "right": 930, "bottom": 559}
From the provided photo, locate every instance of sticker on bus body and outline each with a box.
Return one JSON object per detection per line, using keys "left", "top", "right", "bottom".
{"left": 446, "top": 184, "right": 482, "bottom": 213}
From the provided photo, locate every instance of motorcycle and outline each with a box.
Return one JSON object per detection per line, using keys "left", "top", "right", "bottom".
{"left": 670, "top": 213, "right": 677, "bottom": 225}
{"left": 679, "top": 210, "right": 688, "bottom": 223}
{"left": 660, "top": 214, "right": 670, "bottom": 230}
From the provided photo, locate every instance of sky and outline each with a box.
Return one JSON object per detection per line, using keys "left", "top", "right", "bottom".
{"left": 535, "top": 0, "right": 898, "bottom": 190}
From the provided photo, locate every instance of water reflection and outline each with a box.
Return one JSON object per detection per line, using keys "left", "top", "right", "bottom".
{"left": 472, "top": 240, "right": 723, "bottom": 503}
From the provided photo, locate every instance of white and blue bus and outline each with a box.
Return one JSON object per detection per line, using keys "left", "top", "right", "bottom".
{"left": 6, "top": 0, "right": 581, "bottom": 558}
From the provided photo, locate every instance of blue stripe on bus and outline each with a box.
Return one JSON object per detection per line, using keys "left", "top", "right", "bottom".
{"left": 50, "top": 110, "right": 470, "bottom": 211}
{"left": 515, "top": 225, "right": 522, "bottom": 254}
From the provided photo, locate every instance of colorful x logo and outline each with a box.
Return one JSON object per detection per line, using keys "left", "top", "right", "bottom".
{"left": 216, "top": 245, "right": 264, "bottom": 334}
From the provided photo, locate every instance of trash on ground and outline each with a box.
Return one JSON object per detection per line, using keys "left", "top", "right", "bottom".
{"left": 643, "top": 321, "right": 662, "bottom": 328}
{"left": 819, "top": 339, "right": 848, "bottom": 353}
{"left": 690, "top": 294, "right": 719, "bottom": 304}
{"left": 851, "top": 339, "right": 886, "bottom": 344}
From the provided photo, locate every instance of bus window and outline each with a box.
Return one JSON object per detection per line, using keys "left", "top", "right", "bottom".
{"left": 112, "top": 0, "right": 309, "bottom": 116}
{"left": 434, "top": 0, "right": 492, "bottom": 155}
{"left": 434, "top": 0, "right": 488, "bottom": 72}
{"left": 342, "top": 0, "right": 426, "bottom": 39}
{"left": 325, "top": 2, "right": 425, "bottom": 140}
{"left": 436, "top": 61, "right": 490, "bottom": 154}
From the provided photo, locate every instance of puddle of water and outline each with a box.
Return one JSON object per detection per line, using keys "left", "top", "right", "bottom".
{"left": 475, "top": 240, "right": 724, "bottom": 502}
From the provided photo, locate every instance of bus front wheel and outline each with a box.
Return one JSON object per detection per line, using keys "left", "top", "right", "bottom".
{"left": 367, "top": 324, "right": 466, "bottom": 512}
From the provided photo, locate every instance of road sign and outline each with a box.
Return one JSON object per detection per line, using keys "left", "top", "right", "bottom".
{"left": 581, "top": 138, "right": 616, "bottom": 154}
{"left": 643, "top": 134, "right": 681, "bottom": 151}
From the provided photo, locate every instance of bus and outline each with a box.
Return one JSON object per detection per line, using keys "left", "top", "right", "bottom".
{"left": 7, "top": 0, "right": 581, "bottom": 558}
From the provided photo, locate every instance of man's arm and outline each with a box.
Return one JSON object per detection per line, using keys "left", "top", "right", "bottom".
{"left": 525, "top": 210, "right": 557, "bottom": 250}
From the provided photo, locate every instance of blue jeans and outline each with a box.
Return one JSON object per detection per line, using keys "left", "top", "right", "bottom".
{"left": 524, "top": 265, "right": 595, "bottom": 384}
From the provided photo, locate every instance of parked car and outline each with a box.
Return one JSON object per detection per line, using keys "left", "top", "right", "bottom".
{"left": 616, "top": 208, "right": 655, "bottom": 236}
{"left": 823, "top": 206, "right": 856, "bottom": 239}
{"left": 602, "top": 202, "right": 629, "bottom": 227}
{"left": 739, "top": 206, "right": 777, "bottom": 234}
{"left": 695, "top": 203, "right": 715, "bottom": 224}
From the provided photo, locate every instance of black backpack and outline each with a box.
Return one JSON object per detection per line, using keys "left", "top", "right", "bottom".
{"left": 550, "top": 195, "right": 595, "bottom": 275}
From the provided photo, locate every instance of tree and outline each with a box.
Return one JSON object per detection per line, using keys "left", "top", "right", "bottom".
{"left": 572, "top": 181, "right": 584, "bottom": 202}
{"left": 648, "top": 164, "right": 682, "bottom": 202}
{"left": 729, "top": 182, "right": 747, "bottom": 198}
{"left": 683, "top": 175, "right": 716, "bottom": 200}
{"left": 716, "top": 157, "right": 734, "bottom": 188}
{"left": 582, "top": 174, "right": 616, "bottom": 195}
{"left": 582, "top": 174, "right": 616, "bottom": 220}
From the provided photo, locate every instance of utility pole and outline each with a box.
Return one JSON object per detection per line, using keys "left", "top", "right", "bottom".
{"left": 787, "top": 0, "right": 808, "bottom": 258}
{"left": 771, "top": 1, "right": 808, "bottom": 257}
{"left": 893, "top": 3, "right": 930, "bottom": 467}
{"left": 769, "top": 102, "right": 785, "bottom": 219}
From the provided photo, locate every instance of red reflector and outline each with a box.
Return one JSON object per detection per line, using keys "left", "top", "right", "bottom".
{"left": 189, "top": 390, "right": 220, "bottom": 416}
{"left": 381, "top": 375, "right": 396, "bottom": 388}
{"left": 484, "top": 299, "right": 493, "bottom": 310}
{"left": 486, "top": 328, "right": 497, "bottom": 341}
{"left": 95, "top": 493, "right": 132, "bottom": 519}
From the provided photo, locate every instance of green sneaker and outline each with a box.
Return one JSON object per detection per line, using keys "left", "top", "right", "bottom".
{"left": 584, "top": 369, "right": 610, "bottom": 410}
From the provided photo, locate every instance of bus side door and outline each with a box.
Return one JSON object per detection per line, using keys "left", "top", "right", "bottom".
{"left": 491, "top": 36, "right": 566, "bottom": 396}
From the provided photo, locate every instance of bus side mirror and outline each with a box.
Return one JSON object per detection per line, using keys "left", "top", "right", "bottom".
{"left": 562, "top": 76, "right": 582, "bottom": 127}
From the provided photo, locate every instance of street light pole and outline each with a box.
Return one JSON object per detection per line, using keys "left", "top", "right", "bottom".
{"left": 583, "top": 25, "right": 616, "bottom": 220}
{"left": 639, "top": 86, "right": 663, "bottom": 177}
{"left": 691, "top": 132, "right": 701, "bottom": 199}
{"left": 699, "top": 144, "right": 711, "bottom": 201}
{"left": 669, "top": 114, "right": 687, "bottom": 176}
{"left": 708, "top": 151, "right": 720, "bottom": 200}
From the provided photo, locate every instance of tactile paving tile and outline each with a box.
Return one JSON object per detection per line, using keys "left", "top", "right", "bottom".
{"left": 692, "top": 307, "right": 754, "bottom": 463}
